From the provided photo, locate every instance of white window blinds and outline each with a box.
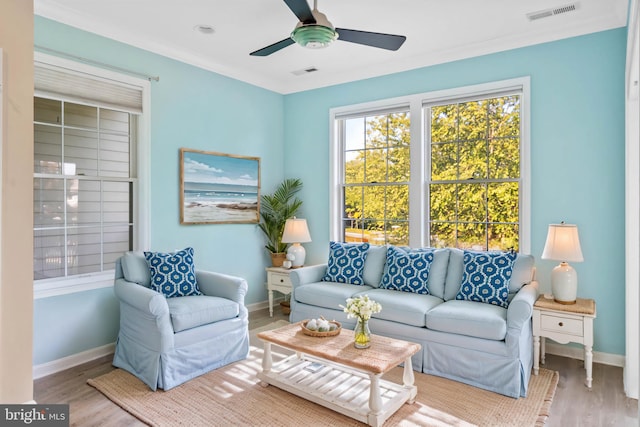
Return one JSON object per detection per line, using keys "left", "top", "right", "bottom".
{"left": 34, "top": 61, "right": 143, "bottom": 114}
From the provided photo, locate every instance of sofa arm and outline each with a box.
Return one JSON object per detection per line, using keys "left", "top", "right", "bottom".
{"left": 289, "top": 264, "right": 327, "bottom": 289}
{"left": 506, "top": 281, "right": 539, "bottom": 331}
{"left": 196, "top": 270, "right": 248, "bottom": 306}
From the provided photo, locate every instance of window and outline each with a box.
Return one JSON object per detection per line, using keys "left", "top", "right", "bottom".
{"left": 331, "top": 78, "right": 530, "bottom": 252}
{"left": 33, "top": 97, "right": 136, "bottom": 279}
{"left": 33, "top": 53, "right": 150, "bottom": 297}
{"left": 427, "top": 95, "right": 521, "bottom": 250}
{"left": 340, "top": 110, "right": 411, "bottom": 245}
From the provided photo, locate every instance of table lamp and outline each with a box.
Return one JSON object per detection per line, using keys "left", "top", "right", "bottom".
{"left": 281, "top": 217, "right": 312, "bottom": 268}
{"left": 541, "top": 222, "right": 584, "bottom": 304}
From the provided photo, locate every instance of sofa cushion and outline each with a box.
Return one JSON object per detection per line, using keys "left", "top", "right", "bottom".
{"left": 362, "top": 244, "right": 387, "bottom": 288}
{"left": 295, "top": 282, "right": 373, "bottom": 309}
{"left": 455, "top": 250, "right": 516, "bottom": 308}
{"left": 144, "top": 247, "right": 201, "bottom": 298}
{"left": 167, "top": 295, "right": 239, "bottom": 333}
{"left": 356, "top": 288, "right": 443, "bottom": 327}
{"left": 443, "top": 248, "right": 464, "bottom": 300}
{"left": 510, "top": 254, "right": 535, "bottom": 293}
{"left": 379, "top": 246, "right": 434, "bottom": 294}
{"left": 322, "top": 241, "right": 370, "bottom": 285}
{"left": 121, "top": 252, "right": 151, "bottom": 287}
{"left": 426, "top": 300, "right": 508, "bottom": 341}
{"left": 425, "top": 248, "right": 451, "bottom": 299}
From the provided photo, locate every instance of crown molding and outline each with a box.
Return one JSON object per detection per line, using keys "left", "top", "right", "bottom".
{"left": 35, "top": 1, "right": 627, "bottom": 95}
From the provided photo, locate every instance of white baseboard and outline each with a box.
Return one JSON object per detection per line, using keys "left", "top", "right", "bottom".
{"left": 246, "top": 297, "right": 285, "bottom": 313}
{"left": 33, "top": 343, "right": 115, "bottom": 380}
{"left": 33, "top": 299, "right": 278, "bottom": 379}
{"left": 545, "top": 342, "right": 625, "bottom": 367}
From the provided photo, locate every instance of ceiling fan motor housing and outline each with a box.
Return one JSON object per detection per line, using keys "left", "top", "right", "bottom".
{"left": 291, "top": 9, "right": 338, "bottom": 49}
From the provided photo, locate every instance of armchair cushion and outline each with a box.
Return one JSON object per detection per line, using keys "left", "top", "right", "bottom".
{"left": 167, "top": 295, "right": 240, "bottom": 333}
{"left": 144, "top": 247, "right": 201, "bottom": 298}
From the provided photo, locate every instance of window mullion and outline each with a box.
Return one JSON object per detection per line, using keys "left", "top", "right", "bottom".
{"left": 62, "top": 101, "right": 68, "bottom": 277}
{"left": 97, "top": 108, "right": 103, "bottom": 272}
{"left": 408, "top": 98, "right": 424, "bottom": 247}
{"left": 100, "top": 179, "right": 104, "bottom": 272}
{"left": 485, "top": 102, "right": 490, "bottom": 251}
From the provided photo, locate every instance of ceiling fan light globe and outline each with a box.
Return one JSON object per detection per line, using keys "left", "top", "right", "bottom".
{"left": 291, "top": 25, "right": 338, "bottom": 49}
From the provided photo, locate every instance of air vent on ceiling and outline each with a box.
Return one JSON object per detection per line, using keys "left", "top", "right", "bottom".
{"left": 292, "top": 67, "right": 319, "bottom": 76}
{"left": 527, "top": 2, "right": 578, "bottom": 21}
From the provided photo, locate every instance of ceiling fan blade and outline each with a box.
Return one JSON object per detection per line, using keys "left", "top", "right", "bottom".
{"left": 335, "top": 28, "right": 406, "bottom": 51}
{"left": 284, "top": 0, "right": 316, "bottom": 24}
{"left": 250, "top": 38, "right": 296, "bottom": 56}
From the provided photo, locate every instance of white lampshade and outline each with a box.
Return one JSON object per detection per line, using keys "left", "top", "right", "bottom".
{"left": 541, "top": 223, "right": 584, "bottom": 262}
{"left": 281, "top": 218, "right": 311, "bottom": 268}
{"left": 281, "top": 218, "right": 311, "bottom": 244}
{"left": 541, "top": 223, "right": 583, "bottom": 305}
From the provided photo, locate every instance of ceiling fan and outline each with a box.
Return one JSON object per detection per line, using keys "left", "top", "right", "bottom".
{"left": 250, "top": 0, "right": 407, "bottom": 56}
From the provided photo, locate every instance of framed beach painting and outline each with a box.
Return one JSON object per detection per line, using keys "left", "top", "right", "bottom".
{"left": 180, "top": 148, "right": 260, "bottom": 224}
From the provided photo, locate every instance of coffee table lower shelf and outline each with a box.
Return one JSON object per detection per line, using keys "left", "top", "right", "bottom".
{"left": 258, "top": 352, "right": 416, "bottom": 427}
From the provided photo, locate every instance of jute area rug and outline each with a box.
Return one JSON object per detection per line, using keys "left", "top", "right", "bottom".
{"left": 88, "top": 320, "right": 558, "bottom": 427}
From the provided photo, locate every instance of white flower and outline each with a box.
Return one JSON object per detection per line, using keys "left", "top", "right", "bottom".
{"left": 339, "top": 295, "right": 382, "bottom": 321}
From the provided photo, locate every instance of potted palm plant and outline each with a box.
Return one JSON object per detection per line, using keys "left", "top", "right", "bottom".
{"left": 258, "top": 178, "right": 303, "bottom": 266}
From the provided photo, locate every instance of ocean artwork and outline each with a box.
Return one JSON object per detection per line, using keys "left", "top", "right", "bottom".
{"left": 180, "top": 149, "right": 260, "bottom": 224}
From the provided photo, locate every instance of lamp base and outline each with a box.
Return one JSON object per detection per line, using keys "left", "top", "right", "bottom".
{"left": 553, "top": 298, "right": 577, "bottom": 305}
{"left": 287, "top": 243, "right": 306, "bottom": 268}
{"left": 551, "top": 262, "right": 577, "bottom": 305}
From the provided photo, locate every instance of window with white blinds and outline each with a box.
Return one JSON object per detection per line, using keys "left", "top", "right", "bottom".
{"left": 33, "top": 57, "right": 147, "bottom": 289}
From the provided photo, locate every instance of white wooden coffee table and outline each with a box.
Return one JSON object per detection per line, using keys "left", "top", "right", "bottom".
{"left": 257, "top": 322, "right": 421, "bottom": 427}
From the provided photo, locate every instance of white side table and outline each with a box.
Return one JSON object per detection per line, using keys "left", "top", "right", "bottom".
{"left": 266, "top": 267, "right": 293, "bottom": 317}
{"left": 533, "top": 295, "right": 597, "bottom": 388}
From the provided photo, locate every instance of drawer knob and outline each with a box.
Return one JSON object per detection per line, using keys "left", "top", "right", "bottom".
{"left": 558, "top": 322, "right": 564, "bottom": 327}
{"left": 280, "top": 279, "right": 284, "bottom": 283}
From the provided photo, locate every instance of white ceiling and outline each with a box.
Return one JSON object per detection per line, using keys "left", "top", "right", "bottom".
{"left": 34, "top": 0, "right": 629, "bottom": 94}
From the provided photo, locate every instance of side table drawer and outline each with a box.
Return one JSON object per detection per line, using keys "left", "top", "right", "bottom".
{"left": 268, "top": 272, "right": 292, "bottom": 289}
{"left": 540, "top": 314, "right": 583, "bottom": 336}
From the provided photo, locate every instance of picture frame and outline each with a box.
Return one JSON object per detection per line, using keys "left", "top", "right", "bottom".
{"left": 180, "top": 148, "right": 260, "bottom": 224}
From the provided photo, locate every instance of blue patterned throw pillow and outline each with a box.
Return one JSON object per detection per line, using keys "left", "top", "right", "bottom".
{"left": 144, "top": 247, "right": 201, "bottom": 298}
{"left": 322, "top": 241, "right": 370, "bottom": 285}
{"left": 455, "top": 250, "right": 517, "bottom": 308}
{"left": 380, "top": 246, "right": 434, "bottom": 294}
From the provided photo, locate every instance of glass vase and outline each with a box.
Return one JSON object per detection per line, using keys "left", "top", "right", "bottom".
{"left": 354, "top": 318, "right": 371, "bottom": 349}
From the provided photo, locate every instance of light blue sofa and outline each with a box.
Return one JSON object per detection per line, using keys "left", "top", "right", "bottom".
{"left": 289, "top": 246, "right": 538, "bottom": 398}
{"left": 112, "top": 252, "right": 249, "bottom": 391}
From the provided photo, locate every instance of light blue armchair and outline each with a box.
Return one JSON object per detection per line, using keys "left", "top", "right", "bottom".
{"left": 112, "top": 252, "right": 249, "bottom": 391}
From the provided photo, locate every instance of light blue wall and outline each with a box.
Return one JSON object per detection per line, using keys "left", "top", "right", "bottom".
{"left": 33, "top": 17, "right": 284, "bottom": 365}
{"left": 33, "top": 16, "right": 627, "bottom": 365}
{"left": 284, "top": 29, "right": 627, "bottom": 356}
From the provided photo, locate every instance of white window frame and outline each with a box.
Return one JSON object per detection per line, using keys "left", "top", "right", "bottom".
{"left": 330, "top": 77, "right": 531, "bottom": 253}
{"left": 33, "top": 52, "right": 151, "bottom": 299}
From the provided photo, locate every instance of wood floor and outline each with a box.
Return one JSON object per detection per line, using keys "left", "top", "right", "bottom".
{"left": 34, "top": 307, "right": 638, "bottom": 427}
